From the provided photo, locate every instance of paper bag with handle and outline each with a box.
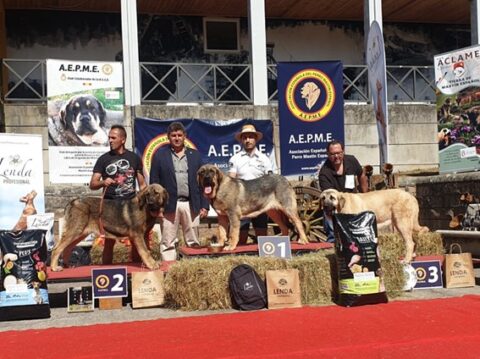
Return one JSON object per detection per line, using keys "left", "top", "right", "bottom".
{"left": 444, "top": 243, "right": 475, "bottom": 288}
{"left": 266, "top": 269, "right": 302, "bottom": 309}
{"left": 131, "top": 269, "right": 165, "bottom": 308}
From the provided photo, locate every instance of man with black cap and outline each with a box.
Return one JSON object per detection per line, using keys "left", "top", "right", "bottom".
{"left": 228, "top": 124, "right": 276, "bottom": 244}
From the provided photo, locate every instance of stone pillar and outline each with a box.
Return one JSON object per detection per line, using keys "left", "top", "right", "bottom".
{"left": 364, "top": 0, "right": 383, "bottom": 51}
{"left": 248, "top": 0, "right": 269, "bottom": 106}
{"left": 121, "top": 0, "right": 141, "bottom": 106}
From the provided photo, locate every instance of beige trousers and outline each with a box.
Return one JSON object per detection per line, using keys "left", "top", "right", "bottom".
{"left": 160, "top": 200, "right": 200, "bottom": 261}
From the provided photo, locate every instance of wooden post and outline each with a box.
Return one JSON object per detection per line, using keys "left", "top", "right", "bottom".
{"left": 99, "top": 298, "right": 123, "bottom": 310}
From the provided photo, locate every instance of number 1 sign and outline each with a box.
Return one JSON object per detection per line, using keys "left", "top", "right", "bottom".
{"left": 258, "top": 236, "right": 292, "bottom": 259}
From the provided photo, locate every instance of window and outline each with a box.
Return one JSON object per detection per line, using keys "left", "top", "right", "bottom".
{"left": 203, "top": 18, "right": 240, "bottom": 53}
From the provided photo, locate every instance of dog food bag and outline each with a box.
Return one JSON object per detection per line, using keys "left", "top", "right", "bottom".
{"left": 333, "top": 211, "right": 388, "bottom": 307}
{"left": 0, "top": 229, "right": 51, "bottom": 321}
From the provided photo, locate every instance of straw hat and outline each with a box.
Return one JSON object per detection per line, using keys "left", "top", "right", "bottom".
{"left": 234, "top": 124, "right": 263, "bottom": 142}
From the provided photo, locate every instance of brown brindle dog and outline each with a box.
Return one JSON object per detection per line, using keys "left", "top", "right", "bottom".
{"left": 50, "top": 184, "right": 168, "bottom": 271}
{"left": 197, "top": 164, "right": 309, "bottom": 251}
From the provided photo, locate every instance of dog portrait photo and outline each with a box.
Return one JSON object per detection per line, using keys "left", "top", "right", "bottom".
{"left": 197, "top": 164, "right": 309, "bottom": 251}
{"left": 50, "top": 184, "right": 168, "bottom": 271}
{"left": 320, "top": 188, "right": 429, "bottom": 263}
{"left": 48, "top": 93, "right": 118, "bottom": 146}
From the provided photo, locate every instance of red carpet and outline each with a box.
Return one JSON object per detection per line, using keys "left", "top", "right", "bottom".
{"left": 4, "top": 295, "right": 480, "bottom": 358}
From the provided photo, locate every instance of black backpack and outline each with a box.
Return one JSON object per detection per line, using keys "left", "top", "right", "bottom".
{"left": 229, "top": 264, "right": 267, "bottom": 310}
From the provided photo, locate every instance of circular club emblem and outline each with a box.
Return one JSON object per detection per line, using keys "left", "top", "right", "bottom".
{"left": 102, "top": 64, "right": 113, "bottom": 75}
{"left": 415, "top": 267, "right": 427, "bottom": 281}
{"left": 285, "top": 68, "right": 336, "bottom": 122}
{"left": 262, "top": 241, "right": 276, "bottom": 255}
{"left": 95, "top": 275, "right": 110, "bottom": 289}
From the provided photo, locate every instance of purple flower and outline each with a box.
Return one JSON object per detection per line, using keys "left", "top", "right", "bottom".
{"left": 473, "top": 135, "right": 480, "bottom": 145}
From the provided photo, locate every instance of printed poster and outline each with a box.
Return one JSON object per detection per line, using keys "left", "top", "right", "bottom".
{"left": 277, "top": 62, "right": 344, "bottom": 176}
{"left": 0, "top": 133, "right": 45, "bottom": 230}
{"left": 367, "top": 21, "right": 389, "bottom": 167}
{"left": 434, "top": 45, "right": 480, "bottom": 173}
{"left": 46, "top": 59, "right": 125, "bottom": 183}
{"left": 0, "top": 230, "right": 50, "bottom": 320}
{"left": 134, "top": 118, "right": 276, "bottom": 181}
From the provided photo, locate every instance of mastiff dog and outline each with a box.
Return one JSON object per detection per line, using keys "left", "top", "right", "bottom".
{"left": 320, "top": 188, "right": 429, "bottom": 263}
{"left": 50, "top": 184, "right": 168, "bottom": 271}
{"left": 48, "top": 94, "right": 109, "bottom": 146}
{"left": 197, "top": 164, "right": 309, "bottom": 250}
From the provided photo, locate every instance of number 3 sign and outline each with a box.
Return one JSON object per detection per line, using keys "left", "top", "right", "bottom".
{"left": 411, "top": 260, "right": 443, "bottom": 289}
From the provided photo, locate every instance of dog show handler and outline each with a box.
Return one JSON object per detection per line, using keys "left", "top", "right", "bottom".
{"left": 228, "top": 124, "right": 276, "bottom": 244}
{"left": 89, "top": 124, "right": 147, "bottom": 264}
{"left": 318, "top": 140, "right": 368, "bottom": 242}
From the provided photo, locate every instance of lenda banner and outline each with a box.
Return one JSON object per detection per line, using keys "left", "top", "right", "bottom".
{"left": 134, "top": 118, "right": 276, "bottom": 181}
{"left": 0, "top": 134, "right": 45, "bottom": 230}
{"left": 434, "top": 45, "right": 480, "bottom": 173}
{"left": 277, "top": 62, "right": 344, "bottom": 176}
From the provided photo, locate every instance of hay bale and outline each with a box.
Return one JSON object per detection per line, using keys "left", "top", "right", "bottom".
{"left": 377, "top": 232, "right": 443, "bottom": 260}
{"left": 377, "top": 232, "right": 444, "bottom": 297}
{"left": 164, "top": 253, "right": 333, "bottom": 311}
{"left": 164, "top": 232, "right": 444, "bottom": 310}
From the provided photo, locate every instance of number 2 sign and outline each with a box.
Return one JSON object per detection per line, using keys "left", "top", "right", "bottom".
{"left": 92, "top": 267, "right": 128, "bottom": 298}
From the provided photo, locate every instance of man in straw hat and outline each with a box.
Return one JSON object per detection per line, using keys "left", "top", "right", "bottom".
{"left": 228, "top": 123, "right": 276, "bottom": 244}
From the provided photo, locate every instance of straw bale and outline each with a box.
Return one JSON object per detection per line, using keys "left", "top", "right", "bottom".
{"left": 164, "top": 253, "right": 333, "bottom": 311}
{"left": 163, "top": 231, "right": 443, "bottom": 310}
{"left": 377, "top": 231, "right": 444, "bottom": 297}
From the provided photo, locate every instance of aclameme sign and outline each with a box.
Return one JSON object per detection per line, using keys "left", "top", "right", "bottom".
{"left": 434, "top": 45, "right": 480, "bottom": 173}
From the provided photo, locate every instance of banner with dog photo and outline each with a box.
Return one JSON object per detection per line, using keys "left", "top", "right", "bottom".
{"left": 0, "top": 133, "right": 45, "bottom": 230}
{"left": 434, "top": 45, "right": 480, "bottom": 173}
{"left": 46, "top": 59, "right": 125, "bottom": 183}
{"left": 134, "top": 118, "right": 276, "bottom": 181}
{"left": 277, "top": 61, "right": 344, "bottom": 176}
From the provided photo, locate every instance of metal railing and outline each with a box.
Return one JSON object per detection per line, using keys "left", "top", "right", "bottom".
{"left": 140, "top": 62, "right": 251, "bottom": 103}
{"left": 2, "top": 59, "right": 47, "bottom": 102}
{"left": 1, "top": 59, "right": 436, "bottom": 104}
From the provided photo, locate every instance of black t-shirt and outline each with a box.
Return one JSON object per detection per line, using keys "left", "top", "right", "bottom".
{"left": 318, "top": 154, "right": 363, "bottom": 193}
{"left": 93, "top": 150, "right": 143, "bottom": 199}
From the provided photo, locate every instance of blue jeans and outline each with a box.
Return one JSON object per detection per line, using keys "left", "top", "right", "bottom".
{"left": 323, "top": 210, "right": 335, "bottom": 243}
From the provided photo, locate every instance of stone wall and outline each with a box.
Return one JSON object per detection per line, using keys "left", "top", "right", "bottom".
{"left": 398, "top": 172, "right": 480, "bottom": 230}
{"left": 3, "top": 102, "right": 438, "bottom": 215}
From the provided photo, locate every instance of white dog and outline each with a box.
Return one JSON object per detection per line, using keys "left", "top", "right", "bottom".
{"left": 320, "top": 188, "right": 429, "bottom": 263}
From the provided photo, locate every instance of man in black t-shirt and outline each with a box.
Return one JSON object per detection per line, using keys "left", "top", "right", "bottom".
{"left": 90, "top": 125, "right": 146, "bottom": 263}
{"left": 318, "top": 140, "right": 368, "bottom": 242}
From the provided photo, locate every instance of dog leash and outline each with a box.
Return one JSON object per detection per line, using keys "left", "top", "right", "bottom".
{"left": 98, "top": 183, "right": 110, "bottom": 240}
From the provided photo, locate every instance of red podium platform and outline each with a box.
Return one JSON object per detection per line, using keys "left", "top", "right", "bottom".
{"left": 179, "top": 241, "right": 334, "bottom": 258}
{"left": 47, "top": 261, "right": 175, "bottom": 282}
